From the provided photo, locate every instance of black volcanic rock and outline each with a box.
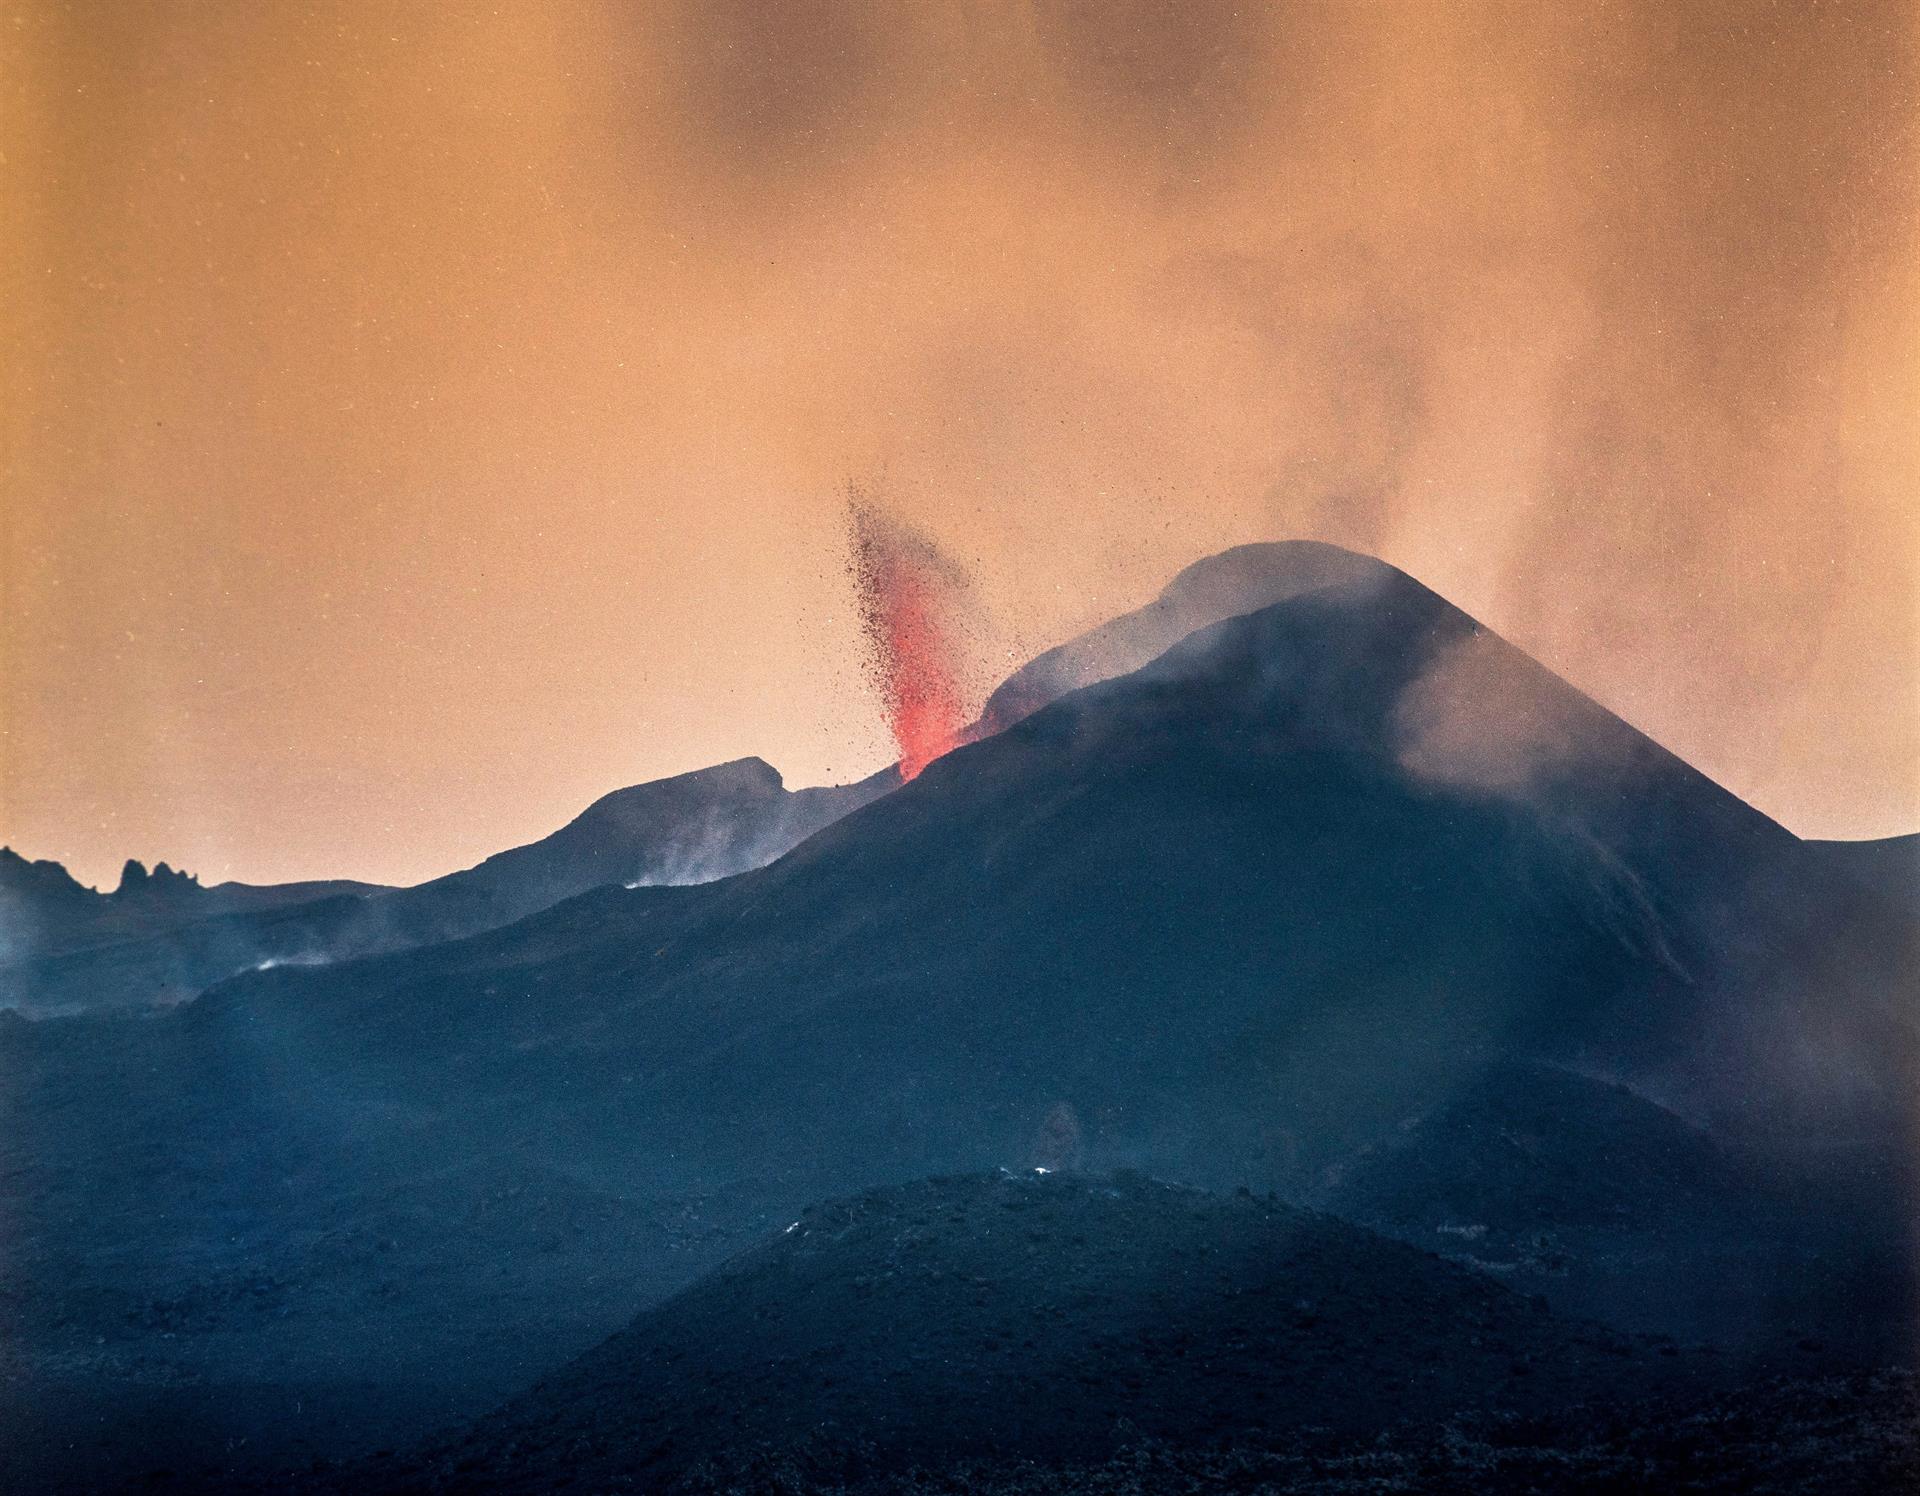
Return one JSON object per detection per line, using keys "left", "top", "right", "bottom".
{"left": 113, "top": 859, "right": 202, "bottom": 898}
{"left": 368, "top": 1171, "right": 1698, "bottom": 1493}
{"left": 0, "top": 849, "right": 95, "bottom": 979}
{"left": 0, "top": 865, "right": 388, "bottom": 1015}
{"left": 247, "top": 756, "right": 899, "bottom": 979}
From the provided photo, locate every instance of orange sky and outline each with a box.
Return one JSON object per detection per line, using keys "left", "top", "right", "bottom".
{"left": 3, "top": 1, "right": 1916, "bottom": 889}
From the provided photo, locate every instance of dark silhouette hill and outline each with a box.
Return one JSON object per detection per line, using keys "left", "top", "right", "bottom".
{"left": 1320, "top": 1063, "right": 1915, "bottom": 1351}
{"left": 0, "top": 847, "right": 386, "bottom": 961}
{"left": 0, "top": 851, "right": 391, "bottom": 1014}
{"left": 0, "top": 760, "right": 894, "bottom": 1015}
{"left": 357, "top": 1171, "right": 1708, "bottom": 1494}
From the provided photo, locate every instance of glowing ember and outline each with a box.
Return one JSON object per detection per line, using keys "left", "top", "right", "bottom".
{"left": 846, "top": 492, "right": 972, "bottom": 781}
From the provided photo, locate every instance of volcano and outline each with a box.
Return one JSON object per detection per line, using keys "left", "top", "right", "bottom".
{"left": 1, "top": 544, "right": 1911, "bottom": 1491}
{"left": 0, "top": 542, "right": 1424, "bottom": 1017}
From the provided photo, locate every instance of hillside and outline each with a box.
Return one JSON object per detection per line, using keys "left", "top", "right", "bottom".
{"left": 358, "top": 1171, "right": 1710, "bottom": 1493}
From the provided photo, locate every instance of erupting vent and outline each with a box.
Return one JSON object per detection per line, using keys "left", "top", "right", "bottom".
{"left": 846, "top": 493, "right": 974, "bottom": 780}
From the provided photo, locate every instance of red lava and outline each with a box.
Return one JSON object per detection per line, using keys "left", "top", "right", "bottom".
{"left": 846, "top": 495, "right": 972, "bottom": 780}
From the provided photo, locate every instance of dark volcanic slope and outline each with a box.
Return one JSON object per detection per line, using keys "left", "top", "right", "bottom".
{"left": 1321, "top": 1063, "right": 1916, "bottom": 1351}
{"left": 1805, "top": 833, "right": 1920, "bottom": 899}
{"left": 972, "top": 539, "right": 1387, "bottom": 735}
{"left": 375, "top": 1171, "right": 1691, "bottom": 1493}
{"left": 1324, "top": 1064, "right": 1754, "bottom": 1240}
{"left": 314, "top": 755, "right": 896, "bottom": 959}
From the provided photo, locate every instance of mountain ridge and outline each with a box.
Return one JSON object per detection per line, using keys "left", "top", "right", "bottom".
{"left": 7, "top": 543, "right": 1907, "bottom": 1018}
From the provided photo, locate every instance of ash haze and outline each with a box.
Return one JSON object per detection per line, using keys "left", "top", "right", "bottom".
{"left": 2, "top": 1, "right": 1915, "bottom": 888}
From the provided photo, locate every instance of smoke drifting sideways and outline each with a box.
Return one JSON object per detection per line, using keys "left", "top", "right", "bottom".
{"left": 845, "top": 493, "right": 982, "bottom": 781}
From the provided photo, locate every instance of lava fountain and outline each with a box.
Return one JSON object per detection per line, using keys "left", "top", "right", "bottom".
{"left": 846, "top": 493, "right": 974, "bottom": 781}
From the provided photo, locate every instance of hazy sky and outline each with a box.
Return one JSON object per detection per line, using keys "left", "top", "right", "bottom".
{"left": 4, "top": 1, "right": 1916, "bottom": 889}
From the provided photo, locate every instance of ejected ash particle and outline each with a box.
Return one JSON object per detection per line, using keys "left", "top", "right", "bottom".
{"left": 845, "top": 489, "right": 975, "bottom": 780}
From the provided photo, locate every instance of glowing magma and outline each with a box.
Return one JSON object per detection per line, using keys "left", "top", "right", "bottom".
{"left": 847, "top": 497, "right": 971, "bottom": 781}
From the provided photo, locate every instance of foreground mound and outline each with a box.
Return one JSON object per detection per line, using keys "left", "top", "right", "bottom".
{"left": 370, "top": 1171, "right": 1704, "bottom": 1492}
{"left": 1319, "top": 1063, "right": 1917, "bottom": 1352}
{"left": 642, "top": 1374, "right": 1920, "bottom": 1496}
